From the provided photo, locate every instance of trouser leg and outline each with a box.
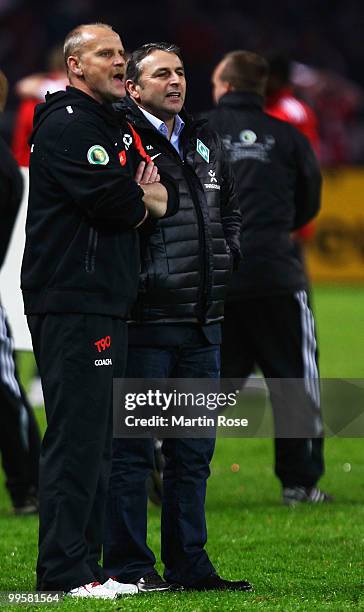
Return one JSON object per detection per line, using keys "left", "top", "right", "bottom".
{"left": 103, "top": 346, "right": 171, "bottom": 581}
{"left": 221, "top": 297, "right": 324, "bottom": 488}
{"left": 161, "top": 436, "right": 216, "bottom": 585}
{"left": 103, "top": 437, "right": 156, "bottom": 581}
{"left": 0, "top": 306, "right": 40, "bottom": 506}
{"left": 162, "top": 343, "right": 219, "bottom": 585}
{"left": 86, "top": 325, "right": 127, "bottom": 583}
{"left": 252, "top": 293, "right": 324, "bottom": 487}
{"left": 28, "top": 313, "right": 126, "bottom": 591}
{"left": 274, "top": 438, "right": 324, "bottom": 488}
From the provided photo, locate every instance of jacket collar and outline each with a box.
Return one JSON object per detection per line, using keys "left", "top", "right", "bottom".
{"left": 217, "top": 91, "right": 264, "bottom": 110}
{"left": 31, "top": 86, "right": 120, "bottom": 141}
{"left": 117, "top": 97, "right": 206, "bottom": 133}
{"left": 64, "top": 86, "right": 123, "bottom": 127}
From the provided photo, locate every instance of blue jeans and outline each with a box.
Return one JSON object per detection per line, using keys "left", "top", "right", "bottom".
{"left": 103, "top": 342, "right": 219, "bottom": 585}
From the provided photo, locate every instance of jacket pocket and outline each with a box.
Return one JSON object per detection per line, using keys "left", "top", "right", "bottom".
{"left": 85, "top": 227, "right": 98, "bottom": 274}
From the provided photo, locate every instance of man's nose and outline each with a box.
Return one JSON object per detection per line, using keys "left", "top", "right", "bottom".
{"left": 170, "top": 72, "right": 181, "bottom": 86}
{"left": 114, "top": 54, "right": 125, "bottom": 67}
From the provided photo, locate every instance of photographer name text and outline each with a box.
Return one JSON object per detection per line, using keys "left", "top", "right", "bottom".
{"left": 123, "top": 415, "right": 248, "bottom": 428}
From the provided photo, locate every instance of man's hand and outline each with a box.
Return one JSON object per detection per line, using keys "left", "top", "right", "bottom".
{"left": 135, "top": 161, "right": 167, "bottom": 219}
{"left": 134, "top": 161, "right": 160, "bottom": 185}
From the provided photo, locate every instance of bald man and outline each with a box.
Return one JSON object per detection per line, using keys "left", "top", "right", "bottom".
{"left": 205, "top": 51, "right": 328, "bottom": 506}
{"left": 21, "top": 23, "right": 176, "bottom": 599}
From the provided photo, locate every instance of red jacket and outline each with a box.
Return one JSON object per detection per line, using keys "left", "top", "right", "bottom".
{"left": 266, "top": 87, "right": 319, "bottom": 241}
{"left": 12, "top": 99, "right": 38, "bottom": 167}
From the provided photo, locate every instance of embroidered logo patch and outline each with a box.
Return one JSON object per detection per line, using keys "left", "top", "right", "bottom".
{"left": 118, "top": 150, "right": 126, "bottom": 166}
{"left": 239, "top": 130, "right": 257, "bottom": 145}
{"left": 196, "top": 138, "right": 210, "bottom": 163}
{"left": 123, "top": 134, "right": 132, "bottom": 150}
{"left": 204, "top": 169, "right": 220, "bottom": 190}
{"left": 208, "top": 170, "right": 217, "bottom": 183}
{"left": 94, "top": 335, "right": 111, "bottom": 353}
{"left": 87, "top": 145, "right": 109, "bottom": 165}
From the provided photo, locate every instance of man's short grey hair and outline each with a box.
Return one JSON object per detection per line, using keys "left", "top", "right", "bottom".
{"left": 63, "top": 23, "right": 115, "bottom": 67}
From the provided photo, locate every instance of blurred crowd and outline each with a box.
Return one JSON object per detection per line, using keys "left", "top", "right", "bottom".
{"left": 1, "top": 0, "right": 364, "bottom": 164}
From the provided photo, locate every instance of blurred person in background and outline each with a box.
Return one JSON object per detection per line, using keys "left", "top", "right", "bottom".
{"left": 0, "top": 69, "right": 41, "bottom": 515}
{"left": 11, "top": 46, "right": 68, "bottom": 408}
{"left": 265, "top": 54, "right": 319, "bottom": 246}
{"left": 11, "top": 46, "right": 68, "bottom": 168}
{"left": 204, "top": 50, "right": 332, "bottom": 506}
{"left": 265, "top": 54, "right": 319, "bottom": 150}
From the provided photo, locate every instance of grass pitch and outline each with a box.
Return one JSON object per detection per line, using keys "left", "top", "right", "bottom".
{"left": 0, "top": 286, "right": 363, "bottom": 610}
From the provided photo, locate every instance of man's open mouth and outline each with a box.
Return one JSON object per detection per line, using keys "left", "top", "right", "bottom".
{"left": 166, "top": 92, "right": 181, "bottom": 98}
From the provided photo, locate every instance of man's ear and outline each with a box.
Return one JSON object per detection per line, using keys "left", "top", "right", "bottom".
{"left": 67, "top": 56, "right": 83, "bottom": 77}
{"left": 125, "top": 79, "right": 140, "bottom": 102}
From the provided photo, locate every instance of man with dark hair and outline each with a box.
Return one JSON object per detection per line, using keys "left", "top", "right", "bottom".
{"left": 205, "top": 50, "right": 331, "bottom": 506}
{"left": 103, "top": 42, "right": 252, "bottom": 593}
{"left": 21, "top": 24, "right": 176, "bottom": 599}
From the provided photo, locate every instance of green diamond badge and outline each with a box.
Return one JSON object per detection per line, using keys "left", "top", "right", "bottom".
{"left": 196, "top": 139, "right": 210, "bottom": 163}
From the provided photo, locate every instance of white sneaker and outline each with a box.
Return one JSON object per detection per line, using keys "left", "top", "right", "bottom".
{"left": 103, "top": 577, "right": 138, "bottom": 595}
{"left": 67, "top": 581, "right": 117, "bottom": 599}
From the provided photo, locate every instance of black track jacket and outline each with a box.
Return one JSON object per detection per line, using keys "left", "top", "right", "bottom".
{"left": 21, "top": 87, "right": 171, "bottom": 318}
{"left": 0, "top": 136, "right": 23, "bottom": 270}
{"left": 204, "top": 92, "right": 322, "bottom": 299}
{"left": 120, "top": 98, "right": 241, "bottom": 325}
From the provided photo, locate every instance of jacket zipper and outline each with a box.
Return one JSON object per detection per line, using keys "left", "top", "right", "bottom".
{"left": 156, "top": 137, "right": 210, "bottom": 321}
{"left": 181, "top": 165, "right": 209, "bottom": 320}
{"left": 85, "top": 227, "right": 98, "bottom": 273}
{"left": 130, "top": 121, "right": 211, "bottom": 321}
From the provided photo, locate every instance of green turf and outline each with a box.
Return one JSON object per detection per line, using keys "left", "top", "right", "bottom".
{"left": 312, "top": 286, "right": 364, "bottom": 377}
{"left": 1, "top": 438, "right": 363, "bottom": 611}
{"left": 0, "top": 286, "right": 363, "bottom": 610}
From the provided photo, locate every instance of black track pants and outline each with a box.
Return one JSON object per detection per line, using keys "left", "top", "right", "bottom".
{"left": 28, "top": 313, "right": 127, "bottom": 592}
{"left": 0, "top": 305, "right": 40, "bottom": 506}
{"left": 221, "top": 292, "right": 324, "bottom": 488}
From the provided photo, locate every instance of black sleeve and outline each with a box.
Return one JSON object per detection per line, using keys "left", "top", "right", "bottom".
{"left": 157, "top": 170, "right": 179, "bottom": 218}
{"left": 217, "top": 135, "right": 242, "bottom": 267}
{"left": 0, "top": 174, "right": 13, "bottom": 215}
{"left": 49, "top": 119, "right": 147, "bottom": 228}
{"left": 292, "top": 127, "right": 322, "bottom": 230}
{"left": 0, "top": 138, "right": 23, "bottom": 218}
{"left": 0, "top": 139, "right": 24, "bottom": 268}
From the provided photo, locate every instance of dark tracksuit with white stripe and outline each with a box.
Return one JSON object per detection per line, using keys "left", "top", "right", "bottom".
{"left": 0, "top": 134, "right": 41, "bottom": 508}
{"left": 204, "top": 91, "right": 324, "bottom": 488}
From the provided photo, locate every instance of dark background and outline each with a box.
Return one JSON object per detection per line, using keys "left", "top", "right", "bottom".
{"left": 1, "top": 0, "right": 364, "bottom": 161}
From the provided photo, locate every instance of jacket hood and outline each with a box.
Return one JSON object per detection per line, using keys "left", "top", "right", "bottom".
{"left": 31, "top": 86, "right": 124, "bottom": 142}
